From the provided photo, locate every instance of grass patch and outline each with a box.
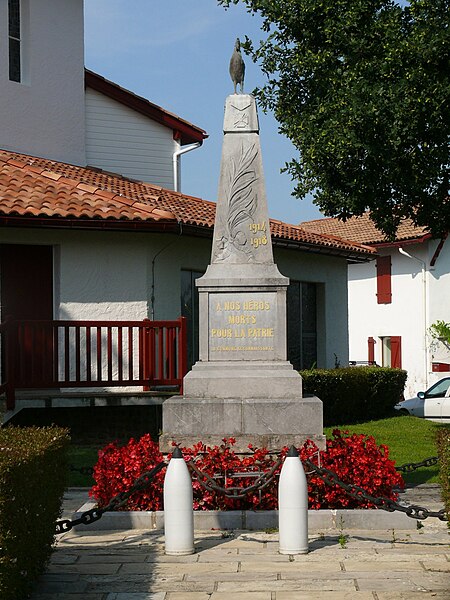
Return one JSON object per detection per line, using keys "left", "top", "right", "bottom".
{"left": 67, "top": 445, "right": 101, "bottom": 487}
{"left": 325, "top": 414, "right": 450, "bottom": 485}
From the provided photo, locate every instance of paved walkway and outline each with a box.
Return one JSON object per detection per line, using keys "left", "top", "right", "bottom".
{"left": 31, "top": 486, "right": 449, "bottom": 599}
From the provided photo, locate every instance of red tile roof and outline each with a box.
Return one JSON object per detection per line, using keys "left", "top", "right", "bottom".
{"left": 0, "top": 150, "right": 375, "bottom": 260}
{"left": 301, "top": 213, "right": 430, "bottom": 245}
{"left": 85, "top": 70, "right": 208, "bottom": 145}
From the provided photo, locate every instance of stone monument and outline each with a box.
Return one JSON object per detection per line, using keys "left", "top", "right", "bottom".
{"left": 160, "top": 46, "right": 324, "bottom": 452}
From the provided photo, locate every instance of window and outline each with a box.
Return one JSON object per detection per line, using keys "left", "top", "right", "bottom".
{"left": 425, "top": 378, "right": 450, "bottom": 398}
{"left": 181, "top": 269, "right": 204, "bottom": 370}
{"left": 376, "top": 256, "right": 392, "bottom": 304}
{"left": 380, "top": 335, "right": 402, "bottom": 368}
{"left": 287, "top": 281, "right": 317, "bottom": 370}
{"left": 8, "top": 0, "right": 21, "bottom": 82}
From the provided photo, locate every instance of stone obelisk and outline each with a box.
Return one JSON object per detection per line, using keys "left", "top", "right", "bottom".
{"left": 160, "top": 45, "right": 324, "bottom": 452}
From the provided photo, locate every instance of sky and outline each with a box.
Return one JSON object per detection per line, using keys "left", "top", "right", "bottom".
{"left": 83, "top": 0, "right": 323, "bottom": 225}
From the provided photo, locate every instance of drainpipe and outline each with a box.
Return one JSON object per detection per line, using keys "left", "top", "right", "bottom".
{"left": 398, "top": 247, "right": 428, "bottom": 388}
{"left": 172, "top": 142, "right": 202, "bottom": 192}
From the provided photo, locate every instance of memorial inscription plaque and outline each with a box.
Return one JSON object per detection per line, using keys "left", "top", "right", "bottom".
{"left": 208, "top": 292, "right": 277, "bottom": 360}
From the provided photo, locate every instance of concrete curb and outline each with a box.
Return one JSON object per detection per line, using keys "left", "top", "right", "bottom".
{"left": 73, "top": 501, "right": 417, "bottom": 531}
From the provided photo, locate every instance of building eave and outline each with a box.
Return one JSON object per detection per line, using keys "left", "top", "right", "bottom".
{"left": 0, "top": 215, "right": 373, "bottom": 261}
{"left": 371, "top": 234, "right": 432, "bottom": 249}
{"left": 85, "top": 70, "right": 208, "bottom": 145}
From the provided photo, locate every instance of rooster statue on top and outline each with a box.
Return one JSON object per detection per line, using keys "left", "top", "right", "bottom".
{"left": 229, "top": 38, "right": 245, "bottom": 94}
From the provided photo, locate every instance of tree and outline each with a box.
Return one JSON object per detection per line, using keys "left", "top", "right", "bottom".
{"left": 219, "top": 0, "right": 450, "bottom": 239}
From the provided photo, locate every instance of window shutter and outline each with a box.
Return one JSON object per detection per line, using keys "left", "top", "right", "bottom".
{"left": 390, "top": 336, "right": 402, "bottom": 369}
{"left": 368, "top": 337, "right": 375, "bottom": 364}
{"left": 376, "top": 256, "right": 392, "bottom": 304}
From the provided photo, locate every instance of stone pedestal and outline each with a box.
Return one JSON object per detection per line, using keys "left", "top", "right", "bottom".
{"left": 161, "top": 93, "right": 324, "bottom": 452}
{"left": 160, "top": 395, "right": 324, "bottom": 453}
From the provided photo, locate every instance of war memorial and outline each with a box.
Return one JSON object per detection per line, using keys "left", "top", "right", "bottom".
{"left": 161, "top": 41, "right": 324, "bottom": 452}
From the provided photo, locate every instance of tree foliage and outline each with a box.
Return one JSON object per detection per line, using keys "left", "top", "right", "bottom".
{"left": 219, "top": 0, "right": 450, "bottom": 239}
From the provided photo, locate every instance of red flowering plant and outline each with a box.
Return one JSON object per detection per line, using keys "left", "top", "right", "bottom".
{"left": 89, "top": 430, "right": 404, "bottom": 511}
{"left": 302, "top": 429, "right": 404, "bottom": 509}
{"left": 181, "top": 438, "right": 282, "bottom": 510}
{"left": 89, "top": 433, "right": 165, "bottom": 510}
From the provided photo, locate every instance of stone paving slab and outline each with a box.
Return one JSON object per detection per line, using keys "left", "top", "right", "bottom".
{"left": 30, "top": 523, "right": 449, "bottom": 599}
{"left": 30, "top": 484, "right": 449, "bottom": 599}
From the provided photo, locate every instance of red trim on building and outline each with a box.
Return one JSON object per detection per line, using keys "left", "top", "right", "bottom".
{"left": 390, "top": 336, "right": 402, "bottom": 369}
{"left": 372, "top": 234, "right": 432, "bottom": 249}
{"left": 376, "top": 256, "right": 392, "bottom": 304}
{"left": 430, "top": 233, "right": 448, "bottom": 267}
{"left": 85, "top": 70, "right": 208, "bottom": 145}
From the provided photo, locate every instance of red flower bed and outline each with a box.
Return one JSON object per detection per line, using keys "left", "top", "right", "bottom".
{"left": 90, "top": 434, "right": 165, "bottom": 510}
{"left": 303, "top": 430, "right": 404, "bottom": 509}
{"left": 89, "top": 430, "right": 404, "bottom": 511}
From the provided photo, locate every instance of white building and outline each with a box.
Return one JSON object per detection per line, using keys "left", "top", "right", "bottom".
{"left": 0, "top": 0, "right": 375, "bottom": 415}
{"left": 302, "top": 213, "right": 450, "bottom": 397}
{"left": 0, "top": 0, "right": 206, "bottom": 188}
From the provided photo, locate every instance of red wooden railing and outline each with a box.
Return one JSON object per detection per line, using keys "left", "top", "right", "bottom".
{"left": 0, "top": 317, "right": 187, "bottom": 411}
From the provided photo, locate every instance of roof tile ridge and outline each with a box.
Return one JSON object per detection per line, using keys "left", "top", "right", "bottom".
{"left": 269, "top": 221, "right": 374, "bottom": 253}
{"left": 317, "top": 231, "right": 375, "bottom": 251}
{"left": 300, "top": 216, "right": 337, "bottom": 226}
{"left": 10, "top": 161, "right": 84, "bottom": 189}
{"left": 271, "top": 219, "right": 327, "bottom": 234}
{"left": 75, "top": 182, "right": 100, "bottom": 194}
{"left": 139, "top": 182, "right": 163, "bottom": 192}
{"left": 3, "top": 152, "right": 98, "bottom": 186}
{"left": 41, "top": 170, "right": 63, "bottom": 181}
{"left": 6, "top": 157, "right": 33, "bottom": 170}
{"left": 6, "top": 149, "right": 83, "bottom": 172}
{"left": 111, "top": 195, "right": 177, "bottom": 220}
{"left": 281, "top": 219, "right": 375, "bottom": 252}
{"left": 156, "top": 187, "right": 217, "bottom": 207}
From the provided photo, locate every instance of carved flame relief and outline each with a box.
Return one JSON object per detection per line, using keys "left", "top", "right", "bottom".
{"left": 214, "top": 143, "right": 258, "bottom": 263}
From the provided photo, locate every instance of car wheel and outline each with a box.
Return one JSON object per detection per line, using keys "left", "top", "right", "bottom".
{"left": 398, "top": 409, "right": 409, "bottom": 416}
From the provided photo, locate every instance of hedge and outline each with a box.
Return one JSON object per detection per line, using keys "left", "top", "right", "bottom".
{"left": 436, "top": 428, "right": 450, "bottom": 523}
{"left": 300, "top": 367, "right": 407, "bottom": 425}
{"left": 0, "top": 426, "right": 70, "bottom": 600}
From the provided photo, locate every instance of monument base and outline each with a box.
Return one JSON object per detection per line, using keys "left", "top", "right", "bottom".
{"left": 160, "top": 395, "right": 325, "bottom": 453}
{"left": 183, "top": 360, "right": 303, "bottom": 399}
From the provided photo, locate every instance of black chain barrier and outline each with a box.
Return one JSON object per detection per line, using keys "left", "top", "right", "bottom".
{"left": 303, "top": 459, "right": 448, "bottom": 522}
{"left": 69, "top": 464, "right": 94, "bottom": 476}
{"left": 186, "top": 458, "right": 283, "bottom": 499}
{"left": 55, "top": 460, "right": 167, "bottom": 535}
{"left": 57, "top": 454, "right": 446, "bottom": 535}
{"left": 395, "top": 456, "right": 439, "bottom": 473}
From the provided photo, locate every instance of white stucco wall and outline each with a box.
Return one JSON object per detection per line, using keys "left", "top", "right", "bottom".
{"left": 348, "top": 239, "right": 450, "bottom": 398}
{"left": 0, "top": 228, "right": 351, "bottom": 373}
{"left": 0, "top": 0, "right": 86, "bottom": 165}
{"left": 85, "top": 89, "right": 178, "bottom": 188}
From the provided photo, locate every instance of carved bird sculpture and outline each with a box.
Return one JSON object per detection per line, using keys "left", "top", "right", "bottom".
{"left": 229, "top": 38, "right": 245, "bottom": 94}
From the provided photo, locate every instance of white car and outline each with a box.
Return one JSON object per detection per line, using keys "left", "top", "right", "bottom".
{"left": 394, "top": 377, "right": 450, "bottom": 423}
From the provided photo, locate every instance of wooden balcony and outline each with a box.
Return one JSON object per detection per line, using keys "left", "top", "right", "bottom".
{"left": 0, "top": 317, "right": 187, "bottom": 412}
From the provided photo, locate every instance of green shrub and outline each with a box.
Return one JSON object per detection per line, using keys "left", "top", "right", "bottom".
{"left": 436, "top": 428, "right": 450, "bottom": 523}
{"left": 0, "top": 426, "right": 70, "bottom": 600}
{"left": 300, "top": 367, "right": 407, "bottom": 425}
